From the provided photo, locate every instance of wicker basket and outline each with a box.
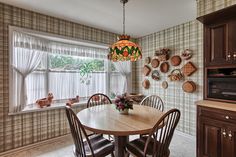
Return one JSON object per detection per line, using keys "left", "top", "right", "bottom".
{"left": 168, "top": 69, "right": 183, "bottom": 81}
{"left": 155, "top": 48, "right": 170, "bottom": 61}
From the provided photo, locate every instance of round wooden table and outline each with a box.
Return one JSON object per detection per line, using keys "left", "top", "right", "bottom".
{"left": 77, "top": 104, "right": 164, "bottom": 157}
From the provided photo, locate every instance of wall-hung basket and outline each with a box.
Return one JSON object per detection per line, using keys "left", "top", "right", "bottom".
{"left": 181, "top": 61, "right": 197, "bottom": 76}
{"left": 151, "top": 58, "right": 160, "bottom": 68}
{"left": 182, "top": 81, "right": 197, "bottom": 93}
{"left": 155, "top": 48, "right": 170, "bottom": 61}
{"left": 168, "top": 69, "right": 183, "bottom": 81}
{"left": 181, "top": 49, "right": 193, "bottom": 60}
{"left": 143, "top": 65, "right": 151, "bottom": 76}
{"left": 151, "top": 70, "right": 160, "bottom": 80}
{"left": 142, "top": 79, "right": 150, "bottom": 89}
{"left": 170, "top": 55, "right": 182, "bottom": 66}
{"left": 160, "top": 62, "right": 169, "bottom": 73}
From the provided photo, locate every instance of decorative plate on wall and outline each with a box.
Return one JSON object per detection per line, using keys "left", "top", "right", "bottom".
{"left": 162, "top": 81, "right": 168, "bottom": 89}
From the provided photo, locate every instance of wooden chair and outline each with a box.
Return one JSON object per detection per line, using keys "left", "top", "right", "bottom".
{"left": 126, "top": 109, "right": 181, "bottom": 157}
{"left": 140, "top": 95, "right": 164, "bottom": 112}
{"left": 65, "top": 106, "right": 115, "bottom": 157}
{"left": 87, "top": 93, "right": 112, "bottom": 108}
{"left": 87, "top": 93, "right": 113, "bottom": 140}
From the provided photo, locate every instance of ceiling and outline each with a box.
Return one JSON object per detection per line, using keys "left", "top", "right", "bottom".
{"left": 0, "top": 0, "right": 197, "bottom": 38}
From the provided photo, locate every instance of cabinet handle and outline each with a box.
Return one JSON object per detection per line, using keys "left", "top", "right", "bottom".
{"left": 222, "top": 129, "right": 227, "bottom": 137}
{"left": 226, "top": 54, "right": 231, "bottom": 61}
{"left": 228, "top": 131, "right": 233, "bottom": 140}
{"left": 225, "top": 116, "right": 230, "bottom": 119}
{"left": 233, "top": 53, "right": 236, "bottom": 59}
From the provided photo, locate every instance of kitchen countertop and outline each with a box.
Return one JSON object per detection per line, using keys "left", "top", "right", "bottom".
{"left": 196, "top": 100, "right": 236, "bottom": 112}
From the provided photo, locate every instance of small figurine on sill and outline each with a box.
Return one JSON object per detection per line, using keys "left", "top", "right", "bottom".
{"left": 36, "top": 93, "right": 54, "bottom": 108}
{"left": 68, "top": 95, "right": 80, "bottom": 104}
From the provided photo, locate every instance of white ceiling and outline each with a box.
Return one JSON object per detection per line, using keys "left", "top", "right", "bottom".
{"left": 0, "top": 0, "right": 197, "bottom": 38}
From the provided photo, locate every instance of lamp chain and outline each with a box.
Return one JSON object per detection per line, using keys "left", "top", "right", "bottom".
{"left": 123, "top": 1, "right": 125, "bottom": 35}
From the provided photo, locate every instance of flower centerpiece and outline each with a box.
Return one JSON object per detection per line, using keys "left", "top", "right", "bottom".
{"left": 114, "top": 94, "right": 133, "bottom": 114}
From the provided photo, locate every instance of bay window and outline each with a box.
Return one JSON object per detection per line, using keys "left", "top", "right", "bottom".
{"left": 9, "top": 27, "right": 129, "bottom": 113}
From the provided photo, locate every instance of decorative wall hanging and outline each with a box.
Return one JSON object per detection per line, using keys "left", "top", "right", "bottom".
{"left": 160, "top": 62, "right": 169, "bottom": 73}
{"left": 181, "top": 49, "right": 193, "bottom": 60}
{"left": 143, "top": 65, "right": 151, "bottom": 76}
{"left": 162, "top": 81, "right": 168, "bottom": 89}
{"left": 151, "top": 70, "right": 160, "bottom": 80}
{"left": 170, "top": 55, "right": 182, "bottom": 66}
{"left": 168, "top": 69, "right": 183, "bottom": 81}
{"left": 182, "top": 81, "right": 197, "bottom": 93}
{"left": 108, "top": 0, "right": 142, "bottom": 62}
{"left": 145, "top": 57, "right": 151, "bottom": 64}
{"left": 155, "top": 48, "right": 170, "bottom": 61}
{"left": 181, "top": 61, "right": 197, "bottom": 76}
{"left": 151, "top": 58, "right": 160, "bottom": 68}
{"left": 142, "top": 79, "right": 150, "bottom": 89}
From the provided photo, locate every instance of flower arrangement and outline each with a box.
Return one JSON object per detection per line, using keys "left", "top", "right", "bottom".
{"left": 114, "top": 94, "right": 133, "bottom": 111}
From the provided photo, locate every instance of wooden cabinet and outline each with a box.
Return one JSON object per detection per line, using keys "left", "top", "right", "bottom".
{"left": 198, "top": 5, "right": 236, "bottom": 103}
{"left": 228, "top": 20, "right": 236, "bottom": 64}
{"left": 204, "top": 20, "right": 236, "bottom": 67}
{"left": 198, "top": 5, "right": 236, "bottom": 67}
{"left": 197, "top": 106, "right": 236, "bottom": 157}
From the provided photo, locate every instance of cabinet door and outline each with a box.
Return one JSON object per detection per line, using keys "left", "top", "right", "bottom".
{"left": 199, "top": 117, "right": 223, "bottom": 157}
{"left": 205, "top": 23, "right": 230, "bottom": 66}
{"left": 223, "top": 125, "right": 236, "bottom": 157}
{"left": 228, "top": 20, "right": 236, "bottom": 63}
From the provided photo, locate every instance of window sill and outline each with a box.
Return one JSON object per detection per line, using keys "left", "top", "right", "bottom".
{"left": 8, "top": 100, "right": 88, "bottom": 116}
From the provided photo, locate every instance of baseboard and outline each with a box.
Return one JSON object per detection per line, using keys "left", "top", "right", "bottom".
{"left": 175, "top": 130, "right": 196, "bottom": 141}
{"left": 0, "top": 134, "right": 71, "bottom": 157}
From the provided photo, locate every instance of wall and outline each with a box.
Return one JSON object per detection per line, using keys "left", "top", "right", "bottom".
{"left": 134, "top": 21, "right": 203, "bottom": 135}
{"left": 0, "top": 2, "right": 118, "bottom": 153}
{"left": 197, "top": 0, "right": 236, "bottom": 17}
{"left": 133, "top": 0, "right": 236, "bottom": 136}
{"left": 1, "top": 0, "right": 236, "bottom": 153}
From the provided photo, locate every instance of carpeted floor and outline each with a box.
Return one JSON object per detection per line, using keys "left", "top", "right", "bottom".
{"left": 2, "top": 131, "right": 196, "bottom": 157}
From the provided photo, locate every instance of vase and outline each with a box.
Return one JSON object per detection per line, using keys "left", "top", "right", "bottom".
{"left": 119, "top": 108, "right": 129, "bottom": 115}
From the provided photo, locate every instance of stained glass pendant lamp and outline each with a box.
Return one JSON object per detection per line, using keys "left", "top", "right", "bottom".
{"left": 108, "top": 0, "right": 142, "bottom": 62}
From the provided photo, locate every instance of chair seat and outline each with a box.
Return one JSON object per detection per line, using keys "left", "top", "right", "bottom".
{"left": 126, "top": 136, "right": 169, "bottom": 157}
{"left": 74, "top": 134, "right": 114, "bottom": 157}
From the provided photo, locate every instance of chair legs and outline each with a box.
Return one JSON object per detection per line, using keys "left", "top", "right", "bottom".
{"left": 111, "top": 152, "right": 115, "bottom": 157}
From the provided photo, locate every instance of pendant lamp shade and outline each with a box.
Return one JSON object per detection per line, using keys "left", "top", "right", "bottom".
{"left": 108, "top": 35, "right": 142, "bottom": 62}
{"left": 108, "top": 0, "right": 142, "bottom": 62}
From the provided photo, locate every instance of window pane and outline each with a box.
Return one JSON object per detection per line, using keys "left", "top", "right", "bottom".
{"left": 48, "top": 53, "right": 107, "bottom": 100}
{"left": 49, "top": 54, "right": 105, "bottom": 72}
{"left": 26, "top": 71, "right": 47, "bottom": 104}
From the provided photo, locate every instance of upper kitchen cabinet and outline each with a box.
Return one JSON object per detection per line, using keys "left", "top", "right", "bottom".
{"left": 198, "top": 5, "right": 236, "bottom": 67}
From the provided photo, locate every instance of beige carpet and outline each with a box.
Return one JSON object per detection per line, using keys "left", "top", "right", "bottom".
{"left": 2, "top": 131, "right": 195, "bottom": 157}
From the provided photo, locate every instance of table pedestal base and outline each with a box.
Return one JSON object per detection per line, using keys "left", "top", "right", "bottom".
{"left": 114, "top": 136, "right": 129, "bottom": 157}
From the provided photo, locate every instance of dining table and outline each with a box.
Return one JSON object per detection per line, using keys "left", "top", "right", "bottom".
{"left": 77, "top": 104, "right": 165, "bottom": 157}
